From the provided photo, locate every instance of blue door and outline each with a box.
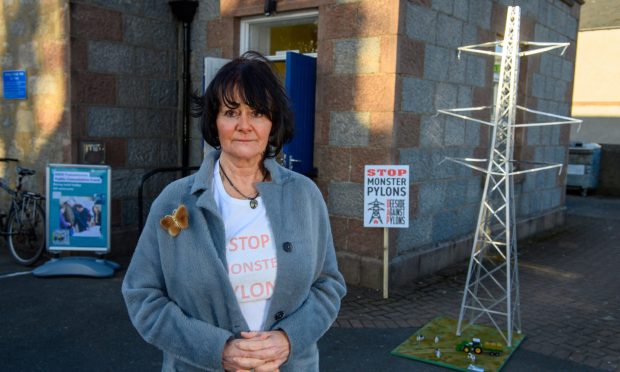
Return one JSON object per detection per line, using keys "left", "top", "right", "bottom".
{"left": 283, "top": 52, "right": 316, "bottom": 176}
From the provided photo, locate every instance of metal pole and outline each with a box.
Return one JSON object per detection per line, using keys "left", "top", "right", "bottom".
{"left": 181, "top": 20, "right": 191, "bottom": 176}
{"left": 169, "top": 0, "right": 198, "bottom": 176}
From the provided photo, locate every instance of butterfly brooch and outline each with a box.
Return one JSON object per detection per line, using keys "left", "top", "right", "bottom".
{"left": 160, "top": 204, "right": 189, "bottom": 237}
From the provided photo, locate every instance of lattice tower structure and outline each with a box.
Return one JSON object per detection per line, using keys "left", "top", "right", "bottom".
{"left": 456, "top": 6, "right": 522, "bottom": 347}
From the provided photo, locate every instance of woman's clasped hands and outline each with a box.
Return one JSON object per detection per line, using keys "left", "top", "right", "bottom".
{"left": 222, "top": 330, "right": 290, "bottom": 372}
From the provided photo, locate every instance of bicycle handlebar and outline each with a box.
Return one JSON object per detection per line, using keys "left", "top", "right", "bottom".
{"left": 0, "top": 158, "right": 36, "bottom": 194}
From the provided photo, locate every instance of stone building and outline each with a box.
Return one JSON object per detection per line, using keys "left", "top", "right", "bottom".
{"left": 0, "top": 0, "right": 582, "bottom": 289}
{"left": 570, "top": 0, "right": 620, "bottom": 195}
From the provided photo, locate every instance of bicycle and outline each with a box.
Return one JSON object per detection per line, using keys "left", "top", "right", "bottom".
{"left": 0, "top": 158, "right": 46, "bottom": 265}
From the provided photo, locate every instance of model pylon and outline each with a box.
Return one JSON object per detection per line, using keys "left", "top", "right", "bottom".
{"left": 436, "top": 6, "right": 581, "bottom": 346}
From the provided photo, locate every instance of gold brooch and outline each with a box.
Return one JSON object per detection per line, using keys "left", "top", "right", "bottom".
{"left": 160, "top": 204, "right": 189, "bottom": 237}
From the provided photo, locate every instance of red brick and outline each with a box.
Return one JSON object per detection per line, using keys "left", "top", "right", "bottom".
{"left": 112, "top": 199, "right": 122, "bottom": 227}
{"left": 491, "top": 2, "right": 508, "bottom": 35}
{"left": 221, "top": 0, "right": 261, "bottom": 17}
{"left": 409, "top": 183, "right": 419, "bottom": 219}
{"left": 71, "top": 104, "right": 86, "bottom": 140}
{"left": 358, "top": 0, "right": 399, "bottom": 36}
{"left": 314, "top": 146, "right": 351, "bottom": 182}
{"left": 315, "top": 179, "right": 329, "bottom": 200}
{"left": 207, "top": 19, "right": 235, "bottom": 49}
{"left": 394, "top": 112, "right": 421, "bottom": 148}
{"left": 73, "top": 73, "right": 116, "bottom": 105}
{"left": 316, "top": 39, "right": 334, "bottom": 75}
{"left": 398, "top": 37, "right": 424, "bottom": 77}
{"left": 473, "top": 86, "right": 493, "bottom": 108}
{"left": 348, "top": 221, "right": 383, "bottom": 258}
{"left": 473, "top": 146, "right": 487, "bottom": 160}
{"left": 104, "top": 138, "right": 127, "bottom": 167}
{"left": 220, "top": 0, "right": 327, "bottom": 17}
{"left": 566, "top": 80, "right": 576, "bottom": 103}
{"left": 521, "top": 16, "right": 535, "bottom": 41}
{"left": 313, "top": 110, "right": 330, "bottom": 146}
{"left": 369, "top": 111, "right": 394, "bottom": 148}
{"left": 63, "top": 143, "right": 72, "bottom": 164}
{"left": 322, "top": 75, "right": 355, "bottom": 111}
{"left": 350, "top": 148, "right": 391, "bottom": 184}
{"left": 514, "top": 127, "right": 526, "bottom": 146}
{"left": 380, "top": 35, "right": 398, "bottom": 74}
{"left": 480, "top": 125, "right": 490, "bottom": 148}
{"left": 322, "top": 3, "right": 360, "bottom": 40}
{"left": 354, "top": 75, "right": 396, "bottom": 112}
{"left": 519, "top": 145, "right": 535, "bottom": 162}
{"left": 71, "top": 37, "right": 88, "bottom": 71}
{"left": 70, "top": 3, "right": 122, "bottom": 41}
{"left": 330, "top": 216, "right": 349, "bottom": 252}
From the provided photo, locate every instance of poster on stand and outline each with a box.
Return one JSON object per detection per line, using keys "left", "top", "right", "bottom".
{"left": 364, "top": 165, "right": 410, "bottom": 228}
{"left": 46, "top": 164, "right": 111, "bottom": 252}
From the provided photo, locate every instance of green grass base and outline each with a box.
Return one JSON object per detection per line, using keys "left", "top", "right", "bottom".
{"left": 391, "top": 317, "right": 525, "bottom": 371}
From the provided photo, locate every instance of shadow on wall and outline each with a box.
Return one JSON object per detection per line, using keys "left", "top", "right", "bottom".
{"left": 0, "top": 0, "right": 70, "bottom": 195}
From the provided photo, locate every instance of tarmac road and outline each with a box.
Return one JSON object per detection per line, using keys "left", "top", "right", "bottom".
{"left": 0, "top": 195, "right": 616, "bottom": 371}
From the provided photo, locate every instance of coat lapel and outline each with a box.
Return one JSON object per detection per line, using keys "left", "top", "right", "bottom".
{"left": 257, "top": 160, "right": 295, "bottom": 329}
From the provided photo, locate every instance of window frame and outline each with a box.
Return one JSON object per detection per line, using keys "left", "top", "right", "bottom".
{"left": 239, "top": 10, "right": 319, "bottom": 61}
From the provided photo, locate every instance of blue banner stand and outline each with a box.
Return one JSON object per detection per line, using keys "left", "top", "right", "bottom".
{"left": 41, "top": 164, "right": 116, "bottom": 278}
{"left": 32, "top": 256, "right": 120, "bottom": 278}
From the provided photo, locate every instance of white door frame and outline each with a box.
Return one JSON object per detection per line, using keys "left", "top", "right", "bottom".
{"left": 239, "top": 10, "right": 319, "bottom": 61}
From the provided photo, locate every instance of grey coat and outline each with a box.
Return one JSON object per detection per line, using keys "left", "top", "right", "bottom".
{"left": 122, "top": 151, "right": 346, "bottom": 371}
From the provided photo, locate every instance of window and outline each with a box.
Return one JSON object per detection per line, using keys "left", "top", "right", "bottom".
{"left": 240, "top": 10, "right": 318, "bottom": 78}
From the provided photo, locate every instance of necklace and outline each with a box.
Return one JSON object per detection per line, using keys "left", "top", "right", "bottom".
{"left": 219, "top": 162, "right": 266, "bottom": 209}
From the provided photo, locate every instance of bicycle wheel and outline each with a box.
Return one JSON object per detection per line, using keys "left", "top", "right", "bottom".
{"left": 7, "top": 202, "right": 46, "bottom": 265}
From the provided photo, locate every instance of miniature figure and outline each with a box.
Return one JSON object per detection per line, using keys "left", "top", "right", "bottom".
{"left": 416, "top": 334, "right": 425, "bottom": 342}
{"left": 434, "top": 336, "right": 440, "bottom": 344}
{"left": 435, "top": 348, "right": 441, "bottom": 358}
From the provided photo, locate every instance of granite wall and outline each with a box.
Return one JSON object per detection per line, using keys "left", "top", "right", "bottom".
{"left": 0, "top": 0, "right": 70, "bottom": 196}
{"left": 70, "top": 0, "right": 211, "bottom": 254}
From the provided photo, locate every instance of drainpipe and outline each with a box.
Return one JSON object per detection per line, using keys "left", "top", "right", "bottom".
{"left": 264, "top": 0, "right": 277, "bottom": 16}
{"left": 169, "top": 0, "right": 198, "bottom": 176}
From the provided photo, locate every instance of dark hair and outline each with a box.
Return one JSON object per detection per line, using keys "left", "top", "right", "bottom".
{"left": 191, "top": 51, "right": 294, "bottom": 158}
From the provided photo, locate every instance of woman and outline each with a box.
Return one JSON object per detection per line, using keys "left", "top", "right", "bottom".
{"left": 122, "top": 52, "right": 346, "bottom": 372}
{"left": 59, "top": 201, "right": 74, "bottom": 231}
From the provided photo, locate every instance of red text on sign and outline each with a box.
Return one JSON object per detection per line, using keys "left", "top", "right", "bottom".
{"left": 367, "top": 168, "right": 407, "bottom": 177}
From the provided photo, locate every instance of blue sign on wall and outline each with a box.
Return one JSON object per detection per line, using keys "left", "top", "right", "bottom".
{"left": 46, "top": 164, "right": 111, "bottom": 252}
{"left": 2, "top": 70, "right": 27, "bottom": 100}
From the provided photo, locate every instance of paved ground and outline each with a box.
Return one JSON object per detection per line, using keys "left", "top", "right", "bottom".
{"left": 335, "top": 195, "right": 620, "bottom": 371}
{"left": 0, "top": 194, "right": 618, "bottom": 371}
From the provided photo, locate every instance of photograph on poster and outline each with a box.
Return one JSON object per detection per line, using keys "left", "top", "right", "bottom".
{"left": 48, "top": 165, "right": 110, "bottom": 252}
{"left": 53, "top": 194, "right": 105, "bottom": 244}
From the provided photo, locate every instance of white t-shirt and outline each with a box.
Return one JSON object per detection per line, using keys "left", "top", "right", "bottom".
{"left": 213, "top": 160, "right": 278, "bottom": 331}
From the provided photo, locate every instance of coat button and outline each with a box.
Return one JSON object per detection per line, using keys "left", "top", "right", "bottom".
{"left": 282, "top": 242, "right": 293, "bottom": 252}
{"left": 275, "top": 311, "right": 284, "bottom": 321}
